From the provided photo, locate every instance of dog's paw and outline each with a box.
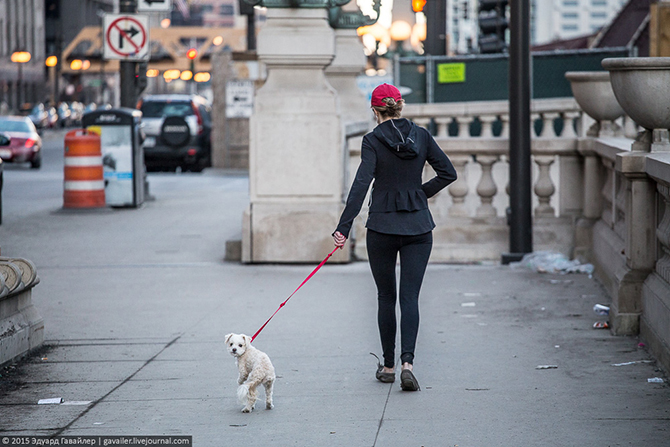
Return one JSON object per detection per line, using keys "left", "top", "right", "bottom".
{"left": 237, "top": 384, "right": 250, "bottom": 404}
{"left": 266, "top": 403, "right": 274, "bottom": 410}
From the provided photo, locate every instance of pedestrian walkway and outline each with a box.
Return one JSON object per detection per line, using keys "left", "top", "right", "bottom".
{"left": 0, "top": 165, "right": 668, "bottom": 446}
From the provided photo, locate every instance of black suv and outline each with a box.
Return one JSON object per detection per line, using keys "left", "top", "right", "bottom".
{"left": 138, "top": 94, "right": 212, "bottom": 172}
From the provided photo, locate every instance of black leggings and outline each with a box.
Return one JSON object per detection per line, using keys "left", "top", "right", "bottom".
{"left": 366, "top": 229, "right": 433, "bottom": 368}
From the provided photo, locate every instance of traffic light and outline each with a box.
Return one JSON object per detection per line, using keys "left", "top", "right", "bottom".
{"left": 186, "top": 48, "right": 198, "bottom": 60}
{"left": 478, "top": 0, "right": 509, "bottom": 53}
{"left": 411, "top": 0, "right": 426, "bottom": 13}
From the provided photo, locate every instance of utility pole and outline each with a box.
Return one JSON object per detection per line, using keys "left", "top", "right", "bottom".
{"left": 424, "top": 0, "right": 447, "bottom": 55}
{"left": 119, "top": 0, "right": 138, "bottom": 108}
{"left": 502, "top": 0, "right": 532, "bottom": 263}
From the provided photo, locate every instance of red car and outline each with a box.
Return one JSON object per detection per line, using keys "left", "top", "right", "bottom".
{"left": 0, "top": 116, "right": 42, "bottom": 169}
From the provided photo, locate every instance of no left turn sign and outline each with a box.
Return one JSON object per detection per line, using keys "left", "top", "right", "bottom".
{"left": 103, "top": 14, "right": 150, "bottom": 61}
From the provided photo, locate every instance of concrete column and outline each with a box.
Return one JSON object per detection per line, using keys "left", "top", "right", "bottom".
{"left": 210, "top": 51, "right": 231, "bottom": 169}
{"left": 242, "top": 8, "right": 348, "bottom": 263}
{"left": 610, "top": 150, "right": 657, "bottom": 334}
{"left": 325, "top": 29, "right": 370, "bottom": 124}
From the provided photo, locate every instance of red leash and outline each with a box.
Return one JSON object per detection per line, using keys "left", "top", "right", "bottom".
{"left": 250, "top": 246, "right": 341, "bottom": 343}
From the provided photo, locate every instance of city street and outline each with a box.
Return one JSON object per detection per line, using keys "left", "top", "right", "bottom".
{"left": 0, "top": 129, "right": 669, "bottom": 446}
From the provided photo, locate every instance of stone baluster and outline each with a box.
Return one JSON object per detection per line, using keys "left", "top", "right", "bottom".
{"left": 539, "top": 112, "right": 560, "bottom": 138}
{"left": 475, "top": 155, "right": 499, "bottom": 217}
{"left": 601, "top": 159, "right": 615, "bottom": 227}
{"left": 533, "top": 155, "right": 556, "bottom": 216}
{"left": 479, "top": 115, "right": 497, "bottom": 138}
{"left": 447, "top": 155, "right": 470, "bottom": 217}
{"left": 435, "top": 117, "right": 451, "bottom": 138}
{"left": 413, "top": 117, "right": 431, "bottom": 130}
{"left": 614, "top": 173, "right": 628, "bottom": 241}
{"left": 624, "top": 115, "right": 639, "bottom": 139}
{"left": 456, "top": 116, "right": 475, "bottom": 138}
{"left": 499, "top": 114, "right": 510, "bottom": 139}
{"left": 561, "top": 111, "right": 580, "bottom": 138}
{"left": 531, "top": 113, "right": 541, "bottom": 136}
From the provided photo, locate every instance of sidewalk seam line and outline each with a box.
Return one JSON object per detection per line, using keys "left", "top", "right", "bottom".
{"left": 50, "top": 334, "right": 183, "bottom": 437}
{"left": 372, "top": 383, "right": 393, "bottom": 447}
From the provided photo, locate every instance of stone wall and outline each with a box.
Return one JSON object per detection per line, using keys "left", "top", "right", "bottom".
{"left": 0, "top": 257, "right": 44, "bottom": 366}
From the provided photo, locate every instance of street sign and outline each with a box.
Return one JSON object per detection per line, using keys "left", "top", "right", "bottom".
{"left": 226, "top": 80, "right": 254, "bottom": 118}
{"left": 103, "top": 14, "right": 150, "bottom": 61}
{"left": 137, "top": 0, "right": 172, "bottom": 12}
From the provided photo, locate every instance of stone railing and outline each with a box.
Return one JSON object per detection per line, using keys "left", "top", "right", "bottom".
{"left": 580, "top": 134, "right": 670, "bottom": 372}
{"left": 347, "top": 98, "right": 590, "bottom": 262}
{"left": 0, "top": 257, "right": 44, "bottom": 366}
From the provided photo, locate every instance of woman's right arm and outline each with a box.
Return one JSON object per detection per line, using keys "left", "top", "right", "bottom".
{"left": 333, "top": 137, "right": 377, "bottom": 240}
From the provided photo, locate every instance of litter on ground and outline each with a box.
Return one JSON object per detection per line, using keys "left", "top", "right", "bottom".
{"left": 510, "top": 251, "right": 594, "bottom": 276}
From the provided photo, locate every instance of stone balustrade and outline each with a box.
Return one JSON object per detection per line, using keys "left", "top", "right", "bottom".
{"left": 346, "top": 98, "right": 590, "bottom": 262}
{"left": 580, "top": 134, "right": 670, "bottom": 372}
{"left": 0, "top": 257, "right": 44, "bottom": 366}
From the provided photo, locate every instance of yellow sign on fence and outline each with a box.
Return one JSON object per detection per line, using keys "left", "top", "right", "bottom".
{"left": 437, "top": 63, "right": 466, "bottom": 84}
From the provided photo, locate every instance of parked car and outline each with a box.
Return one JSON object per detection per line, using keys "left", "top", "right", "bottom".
{"left": 69, "top": 102, "right": 84, "bottom": 125}
{"left": 137, "top": 94, "right": 212, "bottom": 172}
{"left": 57, "top": 102, "right": 72, "bottom": 127}
{"left": 28, "top": 103, "right": 48, "bottom": 129}
{"left": 0, "top": 116, "right": 42, "bottom": 168}
{"left": 83, "top": 103, "right": 98, "bottom": 115}
{"left": 46, "top": 107, "right": 58, "bottom": 128}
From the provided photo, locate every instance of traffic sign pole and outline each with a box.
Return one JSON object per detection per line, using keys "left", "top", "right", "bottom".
{"left": 120, "top": 0, "right": 138, "bottom": 108}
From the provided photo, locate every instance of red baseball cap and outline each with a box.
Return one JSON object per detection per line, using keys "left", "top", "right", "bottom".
{"left": 371, "top": 83, "right": 402, "bottom": 107}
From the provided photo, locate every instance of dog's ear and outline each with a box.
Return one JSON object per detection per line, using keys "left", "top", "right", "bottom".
{"left": 225, "top": 333, "right": 233, "bottom": 344}
{"left": 242, "top": 334, "right": 250, "bottom": 345}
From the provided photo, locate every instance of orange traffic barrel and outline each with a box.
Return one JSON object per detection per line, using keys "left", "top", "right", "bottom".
{"left": 63, "top": 129, "right": 106, "bottom": 209}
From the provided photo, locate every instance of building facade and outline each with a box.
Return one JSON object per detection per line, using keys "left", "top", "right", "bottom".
{"left": 441, "top": 0, "right": 629, "bottom": 54}
{"left": 532, "top": 0, "right": 628, "bottom": 45}
{"left": 0, "top": 0, "right": 46, "bottom": 112}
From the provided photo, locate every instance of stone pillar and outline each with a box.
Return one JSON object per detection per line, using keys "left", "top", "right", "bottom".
{"left": 242, "top": 8, "right": 348, "bottom": 263}
{"left": 611, "top": 140, "right": 657, "bottom": 334}
{"left": 325, "top": 29, "right": 370, "bottom": 124}
{"left": 210, "top": 51, "right": 232, "bottom": 169}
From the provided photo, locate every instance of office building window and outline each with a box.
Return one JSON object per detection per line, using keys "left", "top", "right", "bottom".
{"left": 563, "top": 12, "right": 579, "bottom": 19}
{"left": 591, "top": 12, "right": 607, "bottom": 19}
{"left": 562, "top": 24, "right": 579, "bottom": 31}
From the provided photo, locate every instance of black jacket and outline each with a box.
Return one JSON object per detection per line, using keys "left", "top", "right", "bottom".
{"left": 335, "top": 118, "right": 457, "bottom": 238}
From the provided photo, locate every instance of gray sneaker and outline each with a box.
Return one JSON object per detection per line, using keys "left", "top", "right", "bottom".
{"left": 400, "top": 369, "right": 420, "bottom": 391}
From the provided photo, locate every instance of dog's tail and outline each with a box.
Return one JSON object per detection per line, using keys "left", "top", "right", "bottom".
{"left": 237, "top": 384, "right": 249, "bottom": 404}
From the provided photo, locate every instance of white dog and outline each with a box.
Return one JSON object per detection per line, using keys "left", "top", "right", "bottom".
{"left": 225, "top": 333, "right": 275, "bottom": 413}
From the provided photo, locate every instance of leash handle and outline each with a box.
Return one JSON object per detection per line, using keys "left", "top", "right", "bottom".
{"left": 251, "top": 246, "right": 340, "bottom": 343}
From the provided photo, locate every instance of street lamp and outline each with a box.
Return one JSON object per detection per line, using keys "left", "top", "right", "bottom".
{"left": 358, "top": 23, "right": 390, "bottom": 74}
{"left": 45, "top": 56, "right": 58, "bottom": 105}
{"left": 70, "top": 59, "right": 83, "bottom": 71}
{"left": 193, "top": 72, "right": 211, "bottom": 83}
{"left": 389, "top": 20, "right": 412, "bottom": 57}
{"left": 11, "top": 50, "right": 31, "bottom": 109}
{"left": 186, "top": 48, "right": 198, "bottom": 93}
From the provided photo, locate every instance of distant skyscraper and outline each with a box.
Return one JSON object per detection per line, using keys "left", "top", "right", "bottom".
{"left": 442, "top": 0, "right": 629, "bottom": 54}
{"left": 531, "top": 0, "right": 628, "bottom": 45}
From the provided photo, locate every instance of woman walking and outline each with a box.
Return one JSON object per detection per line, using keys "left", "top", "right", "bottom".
{"left": 332, "top": 84, "right": 457, "bottom": 391}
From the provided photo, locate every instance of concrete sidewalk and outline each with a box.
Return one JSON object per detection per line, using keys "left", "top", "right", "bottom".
{"left": 0, "top": 165, "right": 669, "bottom": 446}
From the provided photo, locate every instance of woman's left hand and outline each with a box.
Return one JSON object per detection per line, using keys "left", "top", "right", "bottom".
{"left": 333, "top": 231, "right": 346, "bottom": 248}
